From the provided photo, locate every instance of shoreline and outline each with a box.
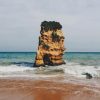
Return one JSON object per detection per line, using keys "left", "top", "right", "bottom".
{"left": 0, "top": 77, "right": 100, "bottom": 100}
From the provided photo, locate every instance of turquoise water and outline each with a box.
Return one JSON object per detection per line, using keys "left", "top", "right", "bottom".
{"left": 0, "top": 52, "right": 100, "bottom": 67}
{"left": 65, "top": 52, "right": 100, "bottom": 66}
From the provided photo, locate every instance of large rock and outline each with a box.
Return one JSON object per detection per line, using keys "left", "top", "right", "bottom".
{"left": 34, "top": 21, "right": 66, "bottom": 67}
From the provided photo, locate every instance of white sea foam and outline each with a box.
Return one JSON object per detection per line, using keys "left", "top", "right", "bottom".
{"left": 0, "top": 62, "right": 100, "bottom": 78}
{"left": 63, "top": 62, "right": 100, "bottom": 78}
{"left": 0, "top": 65, "right": 33, "bottom": 72}
{"left": 0, "top": 65, "right": 35, "bottom": 77}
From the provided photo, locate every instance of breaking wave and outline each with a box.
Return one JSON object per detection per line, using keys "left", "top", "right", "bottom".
{"left": 0, "top": 61, "right": 100, "bottom": 78}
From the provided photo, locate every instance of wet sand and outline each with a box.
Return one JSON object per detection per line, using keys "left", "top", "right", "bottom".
{"left": 0, "top": 78, "right": 100, "bottom": 100}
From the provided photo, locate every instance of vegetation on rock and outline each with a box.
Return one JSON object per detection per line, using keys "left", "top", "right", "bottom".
{"left": 51, "top": 32, "right": 60, "bottom": 42}
{"left": 39, "top": 38, "right": 44, "bottom": 45}
{"left": 43, "top": 43, "right": 50, "bottom": 50}
{"left": 41, "top": 21, "right": 62, "bottom": 33}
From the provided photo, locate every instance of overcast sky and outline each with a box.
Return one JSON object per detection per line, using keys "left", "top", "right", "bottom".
{"left": 0, "top": 0, "right": 100, "bottom": 52}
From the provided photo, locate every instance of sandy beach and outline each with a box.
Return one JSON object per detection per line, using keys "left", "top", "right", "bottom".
{"left": 0, "top": 77, "right": 100, "bottom": 100}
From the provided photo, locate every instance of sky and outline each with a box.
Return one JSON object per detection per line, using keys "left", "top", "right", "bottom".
{"left": 0, "top": 0, "right": 100, "bottom": 52}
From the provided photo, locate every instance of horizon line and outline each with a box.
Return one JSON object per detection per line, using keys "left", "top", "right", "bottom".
{"left": 0, "top": 51, "right": 100, "bottom": 53}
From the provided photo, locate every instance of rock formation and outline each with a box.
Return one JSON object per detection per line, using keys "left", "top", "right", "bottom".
{"left": 34, "top": 21, "right": 65, "bottom": 67}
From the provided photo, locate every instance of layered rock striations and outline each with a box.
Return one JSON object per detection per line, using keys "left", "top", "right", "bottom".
{"left": 34, "top": 21, "right": 65, "bottom": 67}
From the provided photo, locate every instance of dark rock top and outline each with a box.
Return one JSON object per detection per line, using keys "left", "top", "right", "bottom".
{"left": 40, "top": 21, "right": 62, "bottom": 33}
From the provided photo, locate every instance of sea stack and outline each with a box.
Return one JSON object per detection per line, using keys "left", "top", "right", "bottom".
{"left": 34, "top": 21, "right": 65, "bottom": 67}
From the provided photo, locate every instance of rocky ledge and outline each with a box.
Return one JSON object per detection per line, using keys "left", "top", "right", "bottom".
{"left": 34, "top": 21, "right": 66, "bottom": 67}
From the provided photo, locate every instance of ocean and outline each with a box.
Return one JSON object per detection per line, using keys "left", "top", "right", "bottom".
{"left": 0, "top": 52, "right": 100, "bottom": 79}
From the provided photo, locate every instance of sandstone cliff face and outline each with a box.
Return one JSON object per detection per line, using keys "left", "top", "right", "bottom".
{"left": 34, "top": 21, "right": 65, "bottom": 67}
